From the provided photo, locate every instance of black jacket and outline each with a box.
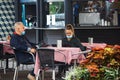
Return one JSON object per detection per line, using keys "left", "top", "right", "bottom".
{"left": 62, "top": 36, "right": 86, "bottom": 51}
{"left": 10, "top": 33, "right": 35, "bottom": 63}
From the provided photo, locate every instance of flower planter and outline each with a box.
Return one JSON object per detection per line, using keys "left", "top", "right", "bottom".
{"left": 64, "top": 45, "right": 120, "bottom": 80}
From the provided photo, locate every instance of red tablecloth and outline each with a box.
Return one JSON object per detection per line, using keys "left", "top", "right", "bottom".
{"left": 34, "top": 47, "right": 85, "bottom": 75}
{"left": 0, "top": 41, "right": 107, "bottom": 75}
{"left": 34, "top": 43, "right": 107, "bottom": 75}
{"left": 0, "top": 41, "right": 14, "bottom": 54}
{"left": 82, "top": 43, "right": 107, "bottom": 49}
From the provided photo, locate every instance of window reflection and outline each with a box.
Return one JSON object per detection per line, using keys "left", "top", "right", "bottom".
{"left": 45, "top": 1, "right": 65, "bottom": 28}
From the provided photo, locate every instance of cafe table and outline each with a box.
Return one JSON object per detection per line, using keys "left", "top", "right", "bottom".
{"left": 34, "top": 43, "right": 107, "bottom": 75}
{"left": 82, "top": 42, "right": 107, "bottom": 49}
{"left": 34, "top": 47, "right": 86, "bottom": 75}
{"left": 0, "top": 41, "right": 14, "bottom": 73}
{"left": 0, "top": 41, "right": 14, "bottom": 54}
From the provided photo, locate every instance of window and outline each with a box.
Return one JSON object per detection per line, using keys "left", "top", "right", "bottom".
{"left": 45, "top": 0, "right": 65, "bottom": 28}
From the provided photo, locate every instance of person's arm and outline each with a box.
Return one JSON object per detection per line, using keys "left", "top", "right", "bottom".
{"left": 74, "top": 37, "right": 86, "bottom": 51}
{"left": 23, "top": 36, "right": 37, "bottom": 48}
{"left": 23, "top": 36, "right": 36, "bottom": 53}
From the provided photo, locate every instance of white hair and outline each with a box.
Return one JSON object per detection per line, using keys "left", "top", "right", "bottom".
{"left": 14, "top": 22, "right": 23, "bottom": 28}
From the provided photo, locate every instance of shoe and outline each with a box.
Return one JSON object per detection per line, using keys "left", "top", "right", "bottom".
{"left": 27, "top": 73, "right": 35, "bottom": 80}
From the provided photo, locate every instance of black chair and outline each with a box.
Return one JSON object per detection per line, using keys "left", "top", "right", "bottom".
{"left": 36, "top": 48, "right": 66, "bottom": 80}
{"left": 13, "top": 49, "right": 35, "bottom": 80}
{"left": 0, "top": 44, "right": 15, "bottom": 74}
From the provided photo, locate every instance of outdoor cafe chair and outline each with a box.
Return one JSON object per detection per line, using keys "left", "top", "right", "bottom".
{"left": 12, "top": 48, "right": 35, "bottom": 80}
{"left": 36, "top": 48, "right": 67, "bottom": 80}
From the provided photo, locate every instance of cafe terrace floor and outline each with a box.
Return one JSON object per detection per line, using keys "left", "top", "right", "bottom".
{"left": 0, "top": 59, "right": 63, "bottom": 80}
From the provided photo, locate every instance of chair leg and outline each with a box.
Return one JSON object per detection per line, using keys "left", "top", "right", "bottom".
{"left": 22, "top": 65, "right": 24, "bottom": 70}
{"left": 74, "top": 59, "right": 77, "bottom": 67}
{"left": 52, "top": 69, "right": 55, "bottom": 80}
{"left": 13, "top": 66, "right": 19, "bottom": 80}
{"left": 12, "top": 58, "right": 15, "bottom": 68}
{"left": 3, "top": 59, "right": 6, "bottom": 74}
{"left": 0, "top": 60, "right": 2, "bottom": 68}
{"left": 36, "top": 69, "right": 41, "bottom": 80}
{"left": 0, "top": 59, "right": 6, "bottom": 74}
{"left": 41, "top": 70, "right": 45, "bottom": 80}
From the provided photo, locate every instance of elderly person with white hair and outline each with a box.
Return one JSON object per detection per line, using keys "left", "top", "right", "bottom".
{"left": 10, "top": 22, "right": 36, "bottom": 80}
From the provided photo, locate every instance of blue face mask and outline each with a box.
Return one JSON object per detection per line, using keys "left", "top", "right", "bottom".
{"left": 66, "top": 35, "right": 73, "bottom": 39}
{"left": 21, "top": 31, "right": 25, "bottom": 35}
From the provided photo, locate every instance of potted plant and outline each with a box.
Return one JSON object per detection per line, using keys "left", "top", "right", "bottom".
{"left": 64, "top": 45, "right": 120, "bottom": 80}
{"left": 63, "top": 66, "right": 90, "bottom": 80}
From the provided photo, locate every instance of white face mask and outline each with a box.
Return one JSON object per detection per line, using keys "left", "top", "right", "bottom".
{"left": 21, "top": 31, "right": 25, "bottom": 35}
{"left": 66, "top": 35, "right": 73, "bottom": 39}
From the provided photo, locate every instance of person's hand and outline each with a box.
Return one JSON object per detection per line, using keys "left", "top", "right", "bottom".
{"left": 30, "top": 48, "right": 36, "bottom": 53}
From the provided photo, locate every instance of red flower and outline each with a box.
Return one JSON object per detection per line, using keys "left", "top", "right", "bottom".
{"left": 85, "top": 63, "right": 99, "bottom": 77}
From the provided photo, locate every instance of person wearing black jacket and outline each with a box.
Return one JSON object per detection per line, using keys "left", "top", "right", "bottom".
{"left": 62, "top": 24, "right": 86, "bottom": 51}
{"left": 10, "top": 22, "right": 36, "bottom": 80}
{"left": 62, "top": 36, "right": 86, "bottom": 51}
{"left": 56, "top": 24, "right": 86, "bottom": 78}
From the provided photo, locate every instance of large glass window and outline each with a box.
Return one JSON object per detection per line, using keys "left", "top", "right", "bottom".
{"left": 45, "top": 0, "right": 65, "bottom": 28}
{"left": 72, "top": 0, "right": 120, "bottom": 27}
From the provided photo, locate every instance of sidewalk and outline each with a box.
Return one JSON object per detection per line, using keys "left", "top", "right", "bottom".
{"left": 0, "top": 59, "right": 63, "bottom": 80}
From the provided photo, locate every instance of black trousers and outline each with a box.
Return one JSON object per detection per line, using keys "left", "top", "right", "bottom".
{"left": 16, "top": 53, "right": 35, "bottom": 76}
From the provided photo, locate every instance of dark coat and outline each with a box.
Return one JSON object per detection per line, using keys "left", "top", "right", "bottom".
{"left": 10, "top": 33, "right": 35, "bottom": 63}
{"left": 62, "top": 36, "right": 86, "bottom": 51}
